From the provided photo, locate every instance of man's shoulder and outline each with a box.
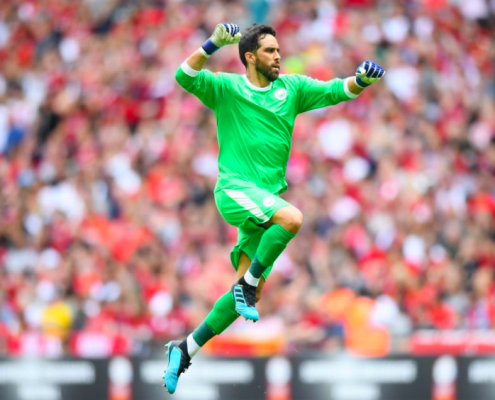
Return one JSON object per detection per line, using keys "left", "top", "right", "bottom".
{"left": 210, "top": 71, "right": 244, "bottom": 88}
{"left": 192, "top": 69, "right": 241, "bottom": 79}
{"left": 277, "top": 73, "right": 305, "bottom": 86}
{"left": 278, "top": 73, "right": 301, "bottom": 79}
{"left": 216, "top": 71, "right": 243, "bottom": 80}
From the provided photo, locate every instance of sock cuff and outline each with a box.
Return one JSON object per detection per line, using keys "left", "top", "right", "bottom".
{"left": 272, "top": 223, "right": 296, "bottom": 240}
{"left": 193, "top": 321, "right": 217, "bottom": 345}
{"left": 186, "top": 334, "right": 200, "bottom": 358}
{"left": 244, "top": 270, "right": 261, "bottom": 286}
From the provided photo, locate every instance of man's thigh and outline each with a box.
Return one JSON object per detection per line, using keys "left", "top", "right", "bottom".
{"left": 214, "top": 182, "right": 290, "bottom": 229}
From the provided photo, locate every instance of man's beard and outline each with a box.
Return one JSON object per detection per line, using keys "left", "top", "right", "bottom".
{"left": 255, "top": 58, "right": 279, "bottom": 82}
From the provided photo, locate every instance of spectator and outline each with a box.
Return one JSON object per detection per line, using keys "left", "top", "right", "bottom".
{"left": 0, "top": 0, "right": 495, "bottom": 357}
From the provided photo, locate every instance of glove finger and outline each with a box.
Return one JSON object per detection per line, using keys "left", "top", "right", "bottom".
{"left": 234, "top": 25, "right": 240, "bottom": 35}
{"left": 371, "top": 67, "right": 380, "bottom": 78}
{"left": 230, "top": 24, "right": 236, "bottom": 37}
{"left": 377, "top": 68, "right": 385, "bottom": 78}
{"left": 367, "top": 64, "right": 376, "bottom": 78}
{"left": 222, "top": 23, "right": 230, "bottom": 34}
{"left": 233, "top": 32, "right": 242, "bottom": 43}
{"left": 364, "top": 61, "right": 371, "bottom": 73}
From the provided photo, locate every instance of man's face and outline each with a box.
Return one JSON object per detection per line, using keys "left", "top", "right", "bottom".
{"left": 253, "top": 34, "right": 281, "bottom": 82}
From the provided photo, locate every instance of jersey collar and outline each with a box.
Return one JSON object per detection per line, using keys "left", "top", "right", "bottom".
{"left": 242, "top": 75, "right": 273, "bottom": 91}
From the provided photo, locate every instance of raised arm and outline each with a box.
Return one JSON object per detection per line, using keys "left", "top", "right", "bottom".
{"left": 296, "top": 60, "right": 386, "bottom": 114}
{"left": 175, "top": 23, "right": 242, "bottom": 109}
{"left": 184, "top": 23, "right": 242, "bottom": 71}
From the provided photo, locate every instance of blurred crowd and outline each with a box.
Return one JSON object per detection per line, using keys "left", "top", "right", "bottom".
{"left": 1, "top": 0, "right": 495, "bottom": 358}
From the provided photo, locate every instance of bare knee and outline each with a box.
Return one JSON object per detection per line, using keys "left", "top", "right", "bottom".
{"left": 271, "top": 206, "right": 303, "bottom": 234}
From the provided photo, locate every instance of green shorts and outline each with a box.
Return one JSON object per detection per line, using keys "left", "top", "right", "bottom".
{"left": 214, "top": 180, "right": 290, "bottom": 281}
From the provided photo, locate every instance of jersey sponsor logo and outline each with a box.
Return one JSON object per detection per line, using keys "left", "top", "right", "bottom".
{"left": 275, "top": 88, "right": 287, "bottom": 101}
{"left": 263, "top": 197, "right": 276, "bottom": 207}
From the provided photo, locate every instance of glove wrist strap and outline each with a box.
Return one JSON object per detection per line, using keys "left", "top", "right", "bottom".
{"left": 198, "top": 47, "right": 211, "bottom": 58}
{"left": 201, "top": 38, "right": 220, "bottom": 56}
{"left": 355, "top": 76, "right": 370, "bottom": 88}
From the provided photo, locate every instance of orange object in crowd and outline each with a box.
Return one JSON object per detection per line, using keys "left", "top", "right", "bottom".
{"left": 320, "top": 288, "right": 356, "bottom": 322}
{"left": 204, "top": 334, "right": 285, "bottom": 357}
{"left": 344, "top": 297, "right": 390, "bottom": 357}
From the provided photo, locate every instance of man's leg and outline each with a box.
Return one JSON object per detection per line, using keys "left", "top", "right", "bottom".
{"left": 246, "top": 205, "right": 303, "bottom": 282}
{"left": 237, "top": 252, "right": 266, "bottom": 302}
{"left": 182, "top": 252, "right": 266, "bottom": 353}
{"left": 163, "top": 252, "right": 265, "bottom": 394}
{"left": 233, "top": 205, "right": 302, "bottom": 320}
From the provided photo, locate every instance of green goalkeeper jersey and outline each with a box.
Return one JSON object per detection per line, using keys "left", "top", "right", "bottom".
{"left": 176, "top": 63, "right": 356, "bottom": 195}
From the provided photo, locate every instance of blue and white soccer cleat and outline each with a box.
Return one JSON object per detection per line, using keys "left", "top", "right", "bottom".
{"left": 231, "top": 282, "right": 259, "bottom": 322}
{"left": 163, "top": 341, "right": 191, "bottom": 395}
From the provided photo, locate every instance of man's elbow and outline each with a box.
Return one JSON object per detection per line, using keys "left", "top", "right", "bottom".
{"left": 175, "top": 67, "right": 196, "bottom": 93}
{"left": 175, "top": 68, "right": 185, "bottom": 87}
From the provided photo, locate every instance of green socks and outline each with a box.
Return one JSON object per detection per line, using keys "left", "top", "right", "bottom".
{"left": 186, "top": 293, "right": 239, "bottom": 358}
{"left": 187, "top": 224, "right": 296, "bottom": 356}
{"left": 247, "top": 255, "right": 265, "bottom": 280}
{"left": 204, "top": 292, "right": 239, "bottom": 335}
{"left": 191, "top": 321, "right": 216, "bottom": 347}
{"left": 246, "top": 224, "right": 295, "bottom": 281}
{"left": 183, "top": 293, "right": 237, "bottom": 359}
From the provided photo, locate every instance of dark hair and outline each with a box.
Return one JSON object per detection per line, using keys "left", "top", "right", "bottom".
{"left": 239, "top": 24, "right": 276, "bottom": 67}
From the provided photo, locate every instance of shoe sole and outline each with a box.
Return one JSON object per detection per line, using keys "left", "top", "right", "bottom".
{"left": 236, "top": 307, "right": 259, "bottom": 322}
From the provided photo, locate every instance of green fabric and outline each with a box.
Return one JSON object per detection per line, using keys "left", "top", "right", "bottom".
{"left": 248, "top": 255, "right": 265, "bottom": 279}
{"left": 191, "top": 321, "right": 216, "bottom": 347}
{"left": 214, "top": 180, "right": 291, "bottom": 282}
{"left": 204, "top": 292, "right": 239, "bottom": 335}
{"left": 176, "top": 67, "right": 353, "bottom": 195}
{"left": 214, "top": 180, "right": 290, "bottom": 228}
{"left": 230, "top": 227, "right": 273, "bottom": 281}
{"left": 256, "top": 224, "right": 296, "bottom": 267}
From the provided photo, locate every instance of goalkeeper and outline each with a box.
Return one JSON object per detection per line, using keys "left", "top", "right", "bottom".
{"left": 163, "top": 23, "right": 385, "bottom": 394}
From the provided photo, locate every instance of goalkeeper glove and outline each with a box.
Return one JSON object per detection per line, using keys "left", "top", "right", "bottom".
{"left": 355, "top": 60, "right": 386, "bottom": 88}
{"left": 200, "top": 23, "right": 242, "bottom": 58}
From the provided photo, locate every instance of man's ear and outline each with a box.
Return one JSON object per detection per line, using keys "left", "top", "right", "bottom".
{"left": 245, "top": 52, "right": 255, "bottom": 65}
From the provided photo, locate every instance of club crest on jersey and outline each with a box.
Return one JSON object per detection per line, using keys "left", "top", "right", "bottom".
{"left": 263, "top": 197, "right": 276, "bottom": 207}
{"left": 275, "top": 88, "right": 287, "bottom": 101}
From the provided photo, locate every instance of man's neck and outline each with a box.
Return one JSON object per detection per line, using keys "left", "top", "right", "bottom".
{"left": 246, "top": 68, "right": 271, "bottom": 88}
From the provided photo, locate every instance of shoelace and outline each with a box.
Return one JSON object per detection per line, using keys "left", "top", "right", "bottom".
{"left": 243, "top": 285, "right": 257, "bottom": 307}
{"left": 178, "top": 356, "right": 191, "bottom": 377}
